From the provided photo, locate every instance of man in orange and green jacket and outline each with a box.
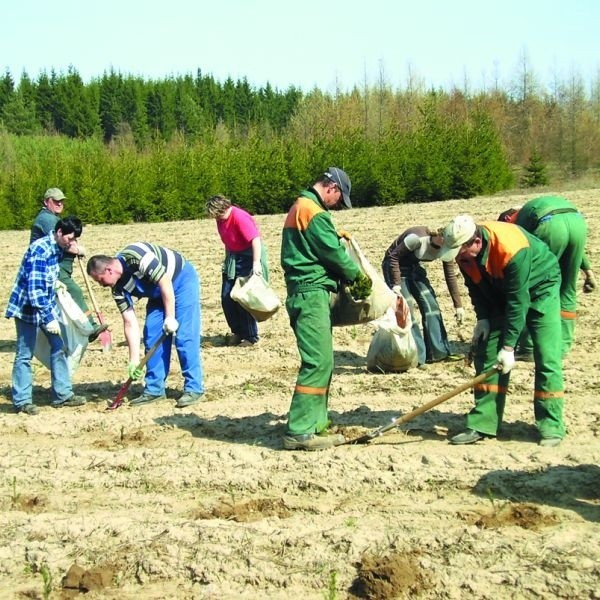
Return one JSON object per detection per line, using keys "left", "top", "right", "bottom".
{"left": 499, "top": 195, "right": 591, "bottom": 355}
{"left": 280, "top": 167, "right": 362, "bottom": 451}
{"left": 449, "top": 216, "right": 565, "bottom": 447}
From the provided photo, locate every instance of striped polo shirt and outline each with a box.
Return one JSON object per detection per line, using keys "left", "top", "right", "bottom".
{"left": 112, "top": 242, "right": 186, "bottom": 313}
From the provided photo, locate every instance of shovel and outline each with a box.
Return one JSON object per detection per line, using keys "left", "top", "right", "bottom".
{"left": 106, "top": 332, "right": 169, "bottom": 411}
{"left": 343, "top": 367, "right": 500, "bottom": 445}
{"left": 78, "top": 256, "right": 112, "bottom": 352}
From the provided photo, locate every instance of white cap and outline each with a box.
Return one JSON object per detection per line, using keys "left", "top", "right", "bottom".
{"left": 438, "top": 215, "right": 476, "bottom": 261}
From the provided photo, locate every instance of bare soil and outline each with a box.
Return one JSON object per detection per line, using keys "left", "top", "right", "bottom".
{"left": 1, "top": 190, "right": 599, "bottom": 599}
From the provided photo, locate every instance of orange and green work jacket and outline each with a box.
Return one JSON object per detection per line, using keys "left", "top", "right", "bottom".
{"left": 280, "top": 189, "right": 359, "bottom": 294}
{"left": 457, "top": 221, "right": 561, "bottom": 348}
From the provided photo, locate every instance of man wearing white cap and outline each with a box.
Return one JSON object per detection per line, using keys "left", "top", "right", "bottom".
{"left": 31, "top": 188, "right": 108, "bottom": 342}
{"left": 449, "top": 215, "right": 565, "bottom": 447}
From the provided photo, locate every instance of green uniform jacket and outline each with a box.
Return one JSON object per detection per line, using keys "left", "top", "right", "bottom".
{"left": 281, "top": 189, "right": 360, "bottom": 294}
{"left": 458, "top": 221, "right": 560, "bottom": 349}
{"left": 515, "top": 195, "right": 591, "bottom": 270}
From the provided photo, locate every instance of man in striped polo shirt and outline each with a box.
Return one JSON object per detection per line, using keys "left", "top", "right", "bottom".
{"left": 87, "top": 243, "right": 204, "bottom": 408}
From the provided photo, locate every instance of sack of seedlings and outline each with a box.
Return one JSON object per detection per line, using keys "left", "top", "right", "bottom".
{"left": 231, "top": 273, "right": 281, "bottom": 322}
{"left": 366, "top": 295, "right": 418, "bottom": 372}
{"left": 331, "top": 238, "right": 396, "bottom": 326}
{"left": 35, "top": 282, "right": 94, "bottom": 375}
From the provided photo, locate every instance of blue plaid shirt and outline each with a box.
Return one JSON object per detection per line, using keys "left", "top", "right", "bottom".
{"left": 5, "top": 233, "right": 63, "bottom": 325}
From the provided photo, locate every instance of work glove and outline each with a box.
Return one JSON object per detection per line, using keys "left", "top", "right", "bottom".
{"left": 45, "top": 320, "right": 61, "bottom": 335}
{"left": 54, "top": 280, "right": 68, "bottom": 293}
{"left": 583, "top": 271, "right": 597, "bottom": 293}
{"left": 496, "top": 348, "right": 515, "bottom": 374}
{"left": 472, "top": 319, "right": 490, "bottom": 344}
{"left": 455, "top": 307, "right": 465, "bottom": 325}
{"left": 128, "top": 362, "right": 145, "bottom": 382}
{"left": 392, "top": 285, "right": 403, "bottom": 297}
{"left": 163, "top": 316, "right": 179, "bottom": 334}
{"left": 252, "top": 261, "right": 263, "bottom": 277}
{"left": 75, "top": 243, "right": 86, "bottom": 257}
{"left": 338, "top": 230, "right": 352, "bottom": 240}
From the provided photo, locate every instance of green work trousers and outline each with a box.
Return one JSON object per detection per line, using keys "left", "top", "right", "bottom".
{"left": 59, "top": 262, "right": 95, "bottom": 327}
{"left": 468, "top": 291, "right": 565, "bottom": 439}
{"left": 519, "top": 212, "right": 587, "bottom": 355}
{"left": 286, "top": 289, "right": 334, "bottom": 435}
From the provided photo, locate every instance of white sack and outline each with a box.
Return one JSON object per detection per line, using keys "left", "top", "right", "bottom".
{"left": 34, "top": 286, "right": 94, "bottom": 376}
{"left": 366, "top": 296, "right": 418, "bottom": 373}
{"left": 331, "top": 237, "right": 397, "bottom": 327}
{"left": 230, "top": 273, "right": 281, "bottom": 322}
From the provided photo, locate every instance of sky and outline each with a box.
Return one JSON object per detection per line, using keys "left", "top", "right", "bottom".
{"left": 2, "top": 0, "right": 599, "bottom": 93}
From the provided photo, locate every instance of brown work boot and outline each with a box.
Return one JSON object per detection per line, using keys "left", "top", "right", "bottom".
{"left": 282, "top": 431, "right": 346, "bottom": 451}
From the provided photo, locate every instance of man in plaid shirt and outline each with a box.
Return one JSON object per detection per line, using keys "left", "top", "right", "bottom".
{"left": 5, "top": 216, "right": 88, "bottom": 414}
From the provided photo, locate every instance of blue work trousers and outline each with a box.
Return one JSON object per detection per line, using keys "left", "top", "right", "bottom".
{"left": 143, "top": 263, "right": 204, "bottom": 396}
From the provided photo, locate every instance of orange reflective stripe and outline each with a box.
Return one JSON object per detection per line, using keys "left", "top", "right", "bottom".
{"left": 284, "top": 197, "right": 324, "bottom": 231}
{"left": 295, "top": 384, "right": 328, "bottom": 395}
{"left": 474, "top": 383, "right": 508, "bottom": 393}
{"left": 534, "top": 390, "right": 564, "bottom": 400}
{"left": 560, "top": 310, "right": 577, "bottom": 320}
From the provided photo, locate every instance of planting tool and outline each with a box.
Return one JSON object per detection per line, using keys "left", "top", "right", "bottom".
{"left": 78, "top": 256, "right": 112, "bottom": 352}
{"left": 343, "top": 366, "right": 500, "bottom": 445}
{"left": 106, "top": 332, "right": 169, "bottom": 411}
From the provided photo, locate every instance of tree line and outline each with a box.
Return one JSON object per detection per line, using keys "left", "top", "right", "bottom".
{"left": 0, "top": 62, "right": 598, "bottom": 230}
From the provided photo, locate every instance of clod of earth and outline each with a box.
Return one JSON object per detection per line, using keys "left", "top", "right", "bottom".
{"left": 350, "top": 551, "right": 428, "bottom": 599}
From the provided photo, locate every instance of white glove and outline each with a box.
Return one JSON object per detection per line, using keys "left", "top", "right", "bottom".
{"left": 455, "top": 307, "right": 465, "bottom": 324}
{"left": 472, "top": 319, "right": 490, "bottom": 344}
{"left": 496, "top": 348, "right": 515, "bottom": 374}
{"left": 54, "top": 280, "right": 68, "bottom": 293}
{"left": 252, "top": 261, "right": 263, "bottom": 277}
{"left": 392, "top": 285, "right": 403, "bottom": 297}
{"left": 163, "top": 316, "right": 179, "bottom": 334}
{"left": 45, "top": 320, "right": 61, "bottom": 335}
{"left": 75, "top": 243, "right": 86, "bottom": 257}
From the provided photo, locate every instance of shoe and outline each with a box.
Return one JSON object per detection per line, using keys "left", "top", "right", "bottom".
{"left": 228, "top": 334, "right": 242, "bottom": 346}
{"left": 15, "top": 403, "right": 40, "bottom": 415}
{"left": 53, "top": 395, "right": 86, "bottom": 408}
{"left": 239, "top": 339, "right": 258, "bottom": 347}
{"left": 89, "top": 323, "right": 109, "bottom": 343}
{"left": 129, "top": 393, "right": 166, "bottom": 406}
{"left": 282, "top": 431, "right": 346, "bottom": 451}
{"left": 539, "top": 437, "right": 561, "bottom": 447}
{"left": 427, "top": 353, "right": 464, "bottom": 364}
{"left": 176, "top": 392, "right": 204, "bottom": 408}
{"left": 450, "top": 429, "right": 487, "bottom": 445}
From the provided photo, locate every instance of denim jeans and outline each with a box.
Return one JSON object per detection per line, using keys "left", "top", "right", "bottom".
{"left": 12, "top": 318, "right": 73, "bottom": 408}
{"left": 382, "top": 260, "right": 451, "bottom": 364}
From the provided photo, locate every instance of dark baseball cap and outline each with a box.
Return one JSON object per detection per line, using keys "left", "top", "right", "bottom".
{"left": 325, "top": 167, "right": 352, "bottom": 208}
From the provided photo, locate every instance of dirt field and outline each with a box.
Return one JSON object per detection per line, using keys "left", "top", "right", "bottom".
{"left": 1, "top": 190, "right": 599, "bottom": 599}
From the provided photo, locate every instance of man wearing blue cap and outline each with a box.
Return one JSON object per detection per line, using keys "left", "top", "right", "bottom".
{"left": 280, "top": 167, "right": 364, "bottom": 450}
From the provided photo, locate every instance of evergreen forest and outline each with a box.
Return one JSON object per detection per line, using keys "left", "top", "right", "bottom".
{"left": 0, "top": 63, "right": 598, "bottom": 229}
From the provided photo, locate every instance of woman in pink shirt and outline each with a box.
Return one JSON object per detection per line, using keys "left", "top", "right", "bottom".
{"left": 206, "top": 195, "right": 268, "bottom": 346}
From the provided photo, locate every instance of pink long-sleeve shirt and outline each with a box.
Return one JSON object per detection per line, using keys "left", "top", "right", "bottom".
{"left": 216, "top": 206, "right": 260, "bottom": 252}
